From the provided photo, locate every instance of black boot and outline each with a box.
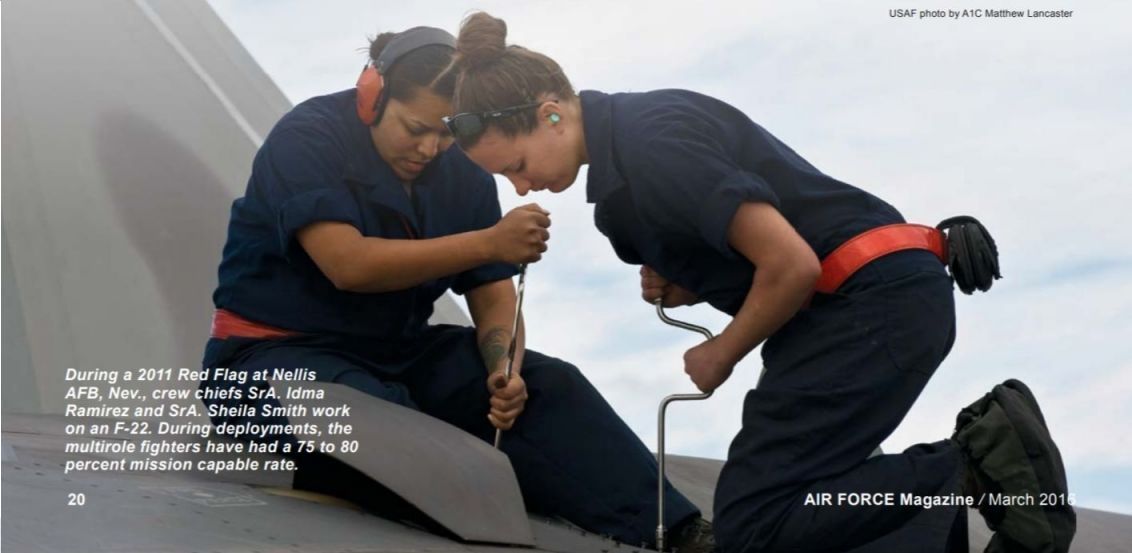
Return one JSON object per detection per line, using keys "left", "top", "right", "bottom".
{"left": 953, "top": 379, "right": 1075, "bottom": 553}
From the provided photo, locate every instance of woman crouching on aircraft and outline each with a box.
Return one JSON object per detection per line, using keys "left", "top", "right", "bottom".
{"left": 445, "top": 12, "right": 1074, "bottom": 553}
{"left": 199, "top": 25, "right": 712, "bottom": 550}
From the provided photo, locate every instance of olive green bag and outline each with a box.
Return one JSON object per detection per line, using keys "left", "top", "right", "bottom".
{"left": 953, "top": 379, "right": 1075, "bottom": 553}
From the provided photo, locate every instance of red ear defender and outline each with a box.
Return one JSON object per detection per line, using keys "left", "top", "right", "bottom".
{"left": 355, "top": 65, "right": 384, "bottom": 126}
{"left": 355, "top": 27, "right": 455, "bottom": 126}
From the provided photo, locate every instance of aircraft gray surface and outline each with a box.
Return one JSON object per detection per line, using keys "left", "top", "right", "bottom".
{"left": 3, "top": 1, "right": 1130, "bottom": 552}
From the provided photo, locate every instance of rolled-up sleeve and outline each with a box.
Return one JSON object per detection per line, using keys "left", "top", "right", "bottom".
{"left": 275, "top": 188, "right": 363, "bottom": 259}
{"left": 252, "top": 126, "right": 362, "bottom": 260}
{"left": 622, "top": 112, "right": 779, "bottom": 259}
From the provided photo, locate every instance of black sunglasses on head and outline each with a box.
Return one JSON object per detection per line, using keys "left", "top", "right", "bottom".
{"left": 443, "top": 101, "right": 548, "bottom": 140}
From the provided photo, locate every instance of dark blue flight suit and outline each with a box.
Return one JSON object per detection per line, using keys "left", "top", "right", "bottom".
{"left": 580, "top": 89, "right": 965, "bottom": 552}
{"left": 200, "top": 89, "right": 699, "bottom": 546}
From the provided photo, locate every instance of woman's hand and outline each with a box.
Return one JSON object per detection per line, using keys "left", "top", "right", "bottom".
{"left": 486, "top": 370, "right": 528, "bottom": 430}
{"left": 490, "top": 204, "right": 551, "bottom": 264}
{"left": 640, "top": 265, "right": 698, "bottom": 307}
{"left": 683, "top": 339, "right": 736, "bottom": 393}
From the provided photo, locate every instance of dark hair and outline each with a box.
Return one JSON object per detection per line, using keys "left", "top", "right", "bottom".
{"left": 367, "top": 31, "right": 457, "bottom": 106}
{"left": 448, "top": 12, "right": 575, "bottom": 146}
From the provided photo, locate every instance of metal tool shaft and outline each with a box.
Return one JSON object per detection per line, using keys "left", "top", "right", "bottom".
{"left": 494, "top": 263, "right": 528, "bottom": 449}
{"left": 654, "top": 300, "right": 714, "bottom": 552}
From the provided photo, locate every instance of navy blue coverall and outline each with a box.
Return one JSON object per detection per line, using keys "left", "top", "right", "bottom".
{"left": 580, "top": 89, "right": 966, "bottom": 553}
{"left": 200, "top": 89, "right": 699, "bottom": 546}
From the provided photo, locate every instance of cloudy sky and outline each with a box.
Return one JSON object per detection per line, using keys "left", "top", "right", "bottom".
{"left": 206, "top": 0, "right": 1132, "bottom": 514}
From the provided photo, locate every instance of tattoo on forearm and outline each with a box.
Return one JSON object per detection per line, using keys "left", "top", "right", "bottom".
{"left": 479, "top": 326, "right": 509, "bottom": 373}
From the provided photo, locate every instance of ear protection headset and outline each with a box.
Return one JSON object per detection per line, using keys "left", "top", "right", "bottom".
{"left": 356, "top": 26, "right": 456, "bottom": 126}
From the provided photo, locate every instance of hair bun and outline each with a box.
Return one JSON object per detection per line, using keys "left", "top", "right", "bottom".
{"left": 455, "top": 12, "right": 507, "bottom": 70}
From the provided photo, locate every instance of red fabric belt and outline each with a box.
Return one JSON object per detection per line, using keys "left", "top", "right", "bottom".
{"left": 210, "top": 308, "right": 301, "bottom": 340}
{"left": 814, "top": 224, "right": 947, "bottom": 295}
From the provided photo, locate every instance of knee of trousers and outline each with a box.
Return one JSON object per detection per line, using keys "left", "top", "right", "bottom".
{"left": 523, "top": 354, "right": 591, "bottom": 400}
